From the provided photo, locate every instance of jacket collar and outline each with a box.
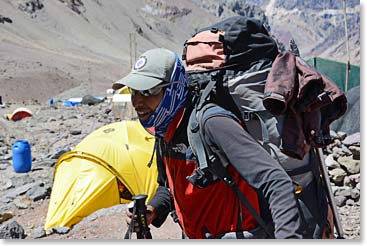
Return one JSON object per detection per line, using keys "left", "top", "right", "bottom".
{"left": 164, "top": 107, "right": 186, "bottom": 142}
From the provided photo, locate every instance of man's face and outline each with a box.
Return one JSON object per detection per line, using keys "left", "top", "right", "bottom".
{"left": 131, "top": 89, "right": 164, "bottom": 122}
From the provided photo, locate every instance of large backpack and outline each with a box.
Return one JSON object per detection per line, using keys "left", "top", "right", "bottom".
{"left": 183, "top": 16, "right": 282, "bottom": 154}
{"left": 182, "top": 16, "right": 337, "bottom": 238}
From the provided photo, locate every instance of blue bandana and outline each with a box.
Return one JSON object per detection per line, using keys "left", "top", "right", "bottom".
{"left": 140, "top": 54, "right": 189, "bottom": 137}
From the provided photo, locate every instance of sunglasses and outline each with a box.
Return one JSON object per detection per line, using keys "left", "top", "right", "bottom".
{"left": 128, "top": 81, "right": 186, "bottom": 97}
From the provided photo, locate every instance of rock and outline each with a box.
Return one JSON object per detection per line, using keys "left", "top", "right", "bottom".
{"left": 2, "top": 179, "right": 13, "bottom": 190}
{"left": 333, "top": 186, "right": 352, "bottom": 197}
{"left": 336, "top": 131, "right": 347, "bottom": 140}
{"left": 348, "top": 145, "right": 360, "bottom": 160}
{"left": 0, "top": 220, "right": 25, "bottom": 239}
{"left": 337, "top": 156, "right": 360, "bottom": 174}
{"left": 350, "top": 188, "right": 360, "bottom": 200}
{"left": 0, "top": 212, "right": 13, "bottom": 223}
{"left": 346, "top": 199, "right": 355, "bottom": 206}
{"left": 30, "top": 226, "right": 46, "bottom": 239}
{"left": 334, "top": 195, "right": 347, "bottom": 207}
{"left": 340, "top": 145, "right": 352, "bottom": 156}
{"left": 0, "top": 146, "right": 8, "bottom": 155}
{"left": 325, "top": 154, "right": 340, "bottom": 169}
{"left": 343, "top": 173, "right": 360, "bottom": 187}
{"left": 10, "top": 175, "right": 35, "bottom": 187}
{"left": 52, "top": 226, "right": 70, "bottom": 234}
{"left": 13, "top": 197, "right": 32, "bottom": 209}
{"left": 67, "top": 115, "right": 78, "bottom": 120}
{"left": 329, "top": 168, "right": 347, "bottom": 186}
{"left": 47, "top": 147, "right": 70, "bottom": 159}
{"left": 342, "top": 132, "right": 360, "bottom": 146}
{"left": 329, "top": 130, "right": 338, "bottom": 139}
{"left": 1, "top": 154, "right": 12, "bottom": 160}
{"left": 70, "top": 129, "right": 82, "bottom": 135}
{"left": 26, "top": 182, "right": 52, "bottom": 201}
{"left": 0, "top": 204, "right": 13, "bottom": 214}
{"left": 331, "top": 146, "right": 344, "bottom": 158}
{"left": 0, "top": 163, "right": 9, "bottom": 170}
{"left": 5, "top": 183, "right": 35, "bottom": 200}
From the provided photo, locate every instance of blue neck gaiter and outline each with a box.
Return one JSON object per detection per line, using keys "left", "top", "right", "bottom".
{"left": 140, "top": 54, "right": 189, "bottom": 137}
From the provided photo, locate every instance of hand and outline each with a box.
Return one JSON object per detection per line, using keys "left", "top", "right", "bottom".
{"left": 125, "top": 203, "right": 157, "bottom": 232}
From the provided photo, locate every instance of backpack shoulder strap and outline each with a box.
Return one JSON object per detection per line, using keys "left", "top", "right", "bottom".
{"left": 187, "top": 103, "right": 274, "bottom": 238}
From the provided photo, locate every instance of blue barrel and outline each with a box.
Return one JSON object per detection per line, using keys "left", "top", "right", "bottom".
{"left": 12, "top": 140, "right": 32, "bottom": 173}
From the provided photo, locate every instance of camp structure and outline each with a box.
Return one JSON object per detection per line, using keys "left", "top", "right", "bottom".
{"left": 307, "top": 57, "right": 360, "bottom": 92}
{"left": 6, "top": 107, "right": 32, "bottom": 121}
{"left": 44, "top": 120, "right": 158, "bottom": 230}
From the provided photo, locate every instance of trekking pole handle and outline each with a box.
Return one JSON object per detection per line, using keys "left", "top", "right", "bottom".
{"left": 124, "top": 201, "right": 136, "bottom": 239}
{"left": 316, "top": 148, "right": 344, "bottom": 238}
{"left": 134, "top": 194, "right": 152, "bottom": 239}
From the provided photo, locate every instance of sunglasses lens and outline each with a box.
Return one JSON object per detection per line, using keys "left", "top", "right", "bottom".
{"left": 128, "top": 87, "right": 163, "bottom": 96}
{"left": 147, "top": 87, "right": 162, "bottom": 96}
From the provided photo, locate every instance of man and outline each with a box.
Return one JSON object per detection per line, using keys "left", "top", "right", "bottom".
{"left": 112, "top": 48, "right": 304, "bottom": 239}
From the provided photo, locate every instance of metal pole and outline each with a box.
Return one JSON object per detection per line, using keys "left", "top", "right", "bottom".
{"left": 343, "top": 0, "right": 350, "bottom": 92}
{"left": 129, "top": 33, "right": 133, "bottom": 69}
{"left": 316, "top": 148, "right": 344, "bottom": 238}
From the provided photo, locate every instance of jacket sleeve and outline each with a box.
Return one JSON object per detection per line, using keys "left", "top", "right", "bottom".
{"left": 147, "top": 141, "right": 173, "bottom": 227}
{"left": 202, "top": 114, "right": 303, "bottom": 239}
{"left": 263, "top": 51, "right": 298, "bottom": 115}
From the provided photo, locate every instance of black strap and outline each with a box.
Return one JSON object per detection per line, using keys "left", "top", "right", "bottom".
{"left": 197, "top": 79, "right": 216, "bottom": 111}
{"left": 218, "top": 167, "right": 274, "bottom": 238}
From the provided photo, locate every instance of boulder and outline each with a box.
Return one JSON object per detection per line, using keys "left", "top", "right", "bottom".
{"left": 0, "top": 220, "right": 25, "bottom": 239}
{"left": 329, "top": 168, "right": 347, "bottom": 185}
{"left": 337, "top": 156, "right": 360, "bottom": 174}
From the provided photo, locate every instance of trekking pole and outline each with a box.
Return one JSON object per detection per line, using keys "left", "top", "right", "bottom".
{"left": 124, "top": 194, "right": 152, "bottom": 239}
{"left": 124, "top": 201, "right": 136, "bottom": 239}
{"left": 316, "top": 148, "right": 345, "bottom": 239}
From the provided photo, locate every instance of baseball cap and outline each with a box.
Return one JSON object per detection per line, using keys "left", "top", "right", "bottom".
{"left": 112, "top": 48, "right": 176, "bottom": 91}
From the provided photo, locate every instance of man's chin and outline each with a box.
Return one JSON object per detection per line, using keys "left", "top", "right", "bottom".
{"left": 136, "top": 112, "right": 150, "bottom": 121}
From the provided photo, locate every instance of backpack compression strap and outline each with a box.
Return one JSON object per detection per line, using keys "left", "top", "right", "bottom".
{"left": 188, "top": 104, "right": 274, "bottom": 238}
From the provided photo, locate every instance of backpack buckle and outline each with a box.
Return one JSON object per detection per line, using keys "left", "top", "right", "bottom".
{"left": 211, "top": 27, "right": 218, "bottom": 33}
{"left": 242, "top": 111, "right": 253, "bottom": 121}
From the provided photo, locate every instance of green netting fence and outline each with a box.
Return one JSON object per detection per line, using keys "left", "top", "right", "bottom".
{"left": 306, "top": 57, "right": 360, "bottom": 92}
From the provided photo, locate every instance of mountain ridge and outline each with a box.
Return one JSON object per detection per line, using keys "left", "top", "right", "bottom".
{"left": 0, "top": 0, "right": 360, "bottom": 102}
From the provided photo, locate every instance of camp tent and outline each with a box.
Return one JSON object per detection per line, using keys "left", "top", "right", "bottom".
{"left": 44, "top": 121, "right": 158, "bottom": 230}
{"left": 6, "top": 107, "right": 32, "bottom": 121}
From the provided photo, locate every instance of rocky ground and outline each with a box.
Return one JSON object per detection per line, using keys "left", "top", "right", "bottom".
{"left": 0, "top": 99, "right": 361, "bottom": 240}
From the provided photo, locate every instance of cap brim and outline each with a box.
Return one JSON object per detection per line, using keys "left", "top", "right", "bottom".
{"left": 112, "top": 73, "right": 163, "bottom": 91}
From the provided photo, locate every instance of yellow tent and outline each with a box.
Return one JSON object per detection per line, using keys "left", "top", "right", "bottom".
{"left": 44, "top": 121, "right": 158, "bottom": 230}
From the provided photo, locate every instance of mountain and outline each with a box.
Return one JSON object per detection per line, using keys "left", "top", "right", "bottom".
{"left": 0, "top": 0, "right": 360, "bottom": 102}
{"left": 191, "top": 0, "right": 360, "bottom": 64}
